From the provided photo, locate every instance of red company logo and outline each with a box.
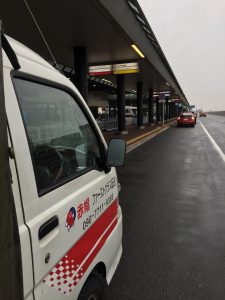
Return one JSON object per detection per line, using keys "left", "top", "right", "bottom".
{"left": 65, "top": 207, "right": 76, "bottom": 231}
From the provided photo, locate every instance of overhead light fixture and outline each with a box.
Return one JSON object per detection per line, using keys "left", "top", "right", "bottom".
{"left": 152, "top": 42, "right": 159, "bottom": 48}
{"left": 128, "top": 1, "right": 140, "bottom": 14}
{"left": 131, "top": 44, "right": 145, "bottom": 58}
{"left": 143, "top": 26, "right": 151, "bottom": 34}
{"left": 136, "top": 15, "right": 146, "bottom": 25}
{"left": 148, "top": 34, "right": 155, "bottom": 42}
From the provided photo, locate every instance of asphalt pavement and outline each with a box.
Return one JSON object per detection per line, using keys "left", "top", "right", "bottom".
{"left": 107, "top": 116, "right": 225, "bottom": 300}
{"left": 200, "top": 114, "right": 225, "bottom": 154}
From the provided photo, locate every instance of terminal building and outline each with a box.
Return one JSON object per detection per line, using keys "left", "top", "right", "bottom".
{"left": 1, "top": 0, "right": 189, "bottom": 133}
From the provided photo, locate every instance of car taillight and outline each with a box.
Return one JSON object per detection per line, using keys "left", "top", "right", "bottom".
{"left": 177, "top": 117, "right": 181, "bottom": 120}
{"left": 192, "top": 117, "right": 195, "bottom": 120}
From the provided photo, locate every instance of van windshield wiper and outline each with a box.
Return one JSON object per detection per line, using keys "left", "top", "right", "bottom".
{"left": 0, "top": 21, "right": 20, "bottom": 70}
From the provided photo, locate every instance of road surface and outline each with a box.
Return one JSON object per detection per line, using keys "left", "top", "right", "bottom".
{"left": 108, "top": 115, "right": 225, "bottom": 300}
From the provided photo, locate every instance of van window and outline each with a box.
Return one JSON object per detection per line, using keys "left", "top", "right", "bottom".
{"left": 14, "top": 78, "right": 102, "bottom": 194}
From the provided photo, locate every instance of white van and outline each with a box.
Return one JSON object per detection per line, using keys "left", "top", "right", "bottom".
{"left": 1, "top": 33, "right": 125, "bottom": 300}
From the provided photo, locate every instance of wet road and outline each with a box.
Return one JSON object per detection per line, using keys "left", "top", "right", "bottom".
{"left": 200, "top": 114, "right": 225, "bottom": 154}
{"left": 108, "top": 116, "right": 225, "bottom": 300}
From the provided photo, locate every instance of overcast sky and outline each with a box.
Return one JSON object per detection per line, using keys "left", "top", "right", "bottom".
{"left": 138, "top": 0, "right": 225, "bottom": 111}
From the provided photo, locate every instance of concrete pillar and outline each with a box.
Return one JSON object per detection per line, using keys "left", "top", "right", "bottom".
{"left": 172, "top": 102, "right": 175, "bottom": 118}
{"left": 160, "top": 102, "right": 163, "bottom": 122}
{"left": 137, "top": 82, "right": 144, "bottom": 128}
{"left": 178, "top": 103, "right": 182, "bottom": 115}
{"left": 168, "top": 102, "right": 171, "bottom": 119}
{"left": 172, "top": 102, "right": 174, "bottom": 118}
{"left": 165, "top": 96, "right": 169, "bottom": 120}
{"left": 175, "top": 102, "right": 179, "bottom": 117}
{"left": 156, "top": 97, "right": 160, "bottom": 122}
{"left": 108, "top": 100, "right": 112, "bottom": 118}
{"left": 170, "top": 102, "right": 173, "bottom": 118}
{"left": 73, "top": 47, "right": 88, "bottom": 103}
{"left": 117, "top": 74, "right": 127, "bottom": 134}
{"left": 174, "top": 103, "right": 177, "bottom": 117}
{"left": 148, "top": 88, "right": 154, "bottom": 125}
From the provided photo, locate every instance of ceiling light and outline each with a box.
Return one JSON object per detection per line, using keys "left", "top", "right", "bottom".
{"left": 128, "top": 1, "right": 140, "bottom": 14}
{"left": 143, "top": 26, "right": 151, "bottom": 34}
{"left": 148, "top": 34, "right": 155, "bottom": 42}
{"left": 136, "top": 15, "right": 146, "bottom": 25}
{"left": 131, "top": 44, "right": 145, "bottom": 58}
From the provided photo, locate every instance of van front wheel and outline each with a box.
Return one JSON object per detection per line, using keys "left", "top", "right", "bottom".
{"left": 78, "top": 274, "right": 107, "bottom": 300}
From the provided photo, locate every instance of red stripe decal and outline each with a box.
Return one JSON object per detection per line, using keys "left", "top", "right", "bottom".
{"left": 43, "top": 199, "right": 118, "bottom": 296}
{"left": 89, "top": 71, "right": 113, "bottom": 76}
{"left": 81, "top": 218, "right": 117, "bottom": 275}
{"left": 67, "top": 199, "right": 117, "bottom": 265}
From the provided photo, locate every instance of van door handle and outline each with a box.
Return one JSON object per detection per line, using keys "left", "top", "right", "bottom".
{"left": 38, "top": 216, "right": 59, "bottom": 240}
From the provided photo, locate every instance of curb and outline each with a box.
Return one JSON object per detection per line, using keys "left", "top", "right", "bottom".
{"left": 126, "top": 120, "right": 176, "bottom": 153}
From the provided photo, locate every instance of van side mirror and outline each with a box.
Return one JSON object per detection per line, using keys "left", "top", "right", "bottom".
{"left": 106, "top": 139, "right": 126, "bottom": 167}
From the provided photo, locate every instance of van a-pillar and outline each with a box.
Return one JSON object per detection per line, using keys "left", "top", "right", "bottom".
{"left": 73, "top": 47, "right": 88, "bottom": 104}
{"left": 117, "top": 74, "right": 127, "bottom": 134}
{"left": 148, "top": 88, "right": 154, "bottom": 125}
{"left": 137, "top": 82, "right": 144, "bottom": 129}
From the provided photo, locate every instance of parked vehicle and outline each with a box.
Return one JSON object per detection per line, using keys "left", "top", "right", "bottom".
{"left": 0, "top": 31, "right": 125, "bottom": 300}
{"left": 125, "top": 106, "right": 137, "bottom": 117}
{"left": 125, "top": 106, "right": 137, "bottom": 125}
{"left": 177, "top": 112, "right": 195, "bottom": 127}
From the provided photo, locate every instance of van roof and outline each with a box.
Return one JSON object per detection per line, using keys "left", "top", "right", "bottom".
{"left": 5, "top": 35, "right": 56, "bottom": 71}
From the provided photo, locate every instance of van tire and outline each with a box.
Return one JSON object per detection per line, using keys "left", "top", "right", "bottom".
{"left": 78, "top": 273, "right": 107, "bottom": 300}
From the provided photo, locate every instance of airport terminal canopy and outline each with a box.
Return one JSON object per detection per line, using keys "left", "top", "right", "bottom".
{"left": 0, "top": 0, "right": 188, "bottom": 104}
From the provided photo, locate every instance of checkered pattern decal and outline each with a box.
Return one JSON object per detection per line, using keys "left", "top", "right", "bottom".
{"left": 43, "top": 255, "right": 84, "bottom": 296}
{"left": 43, "top": 199, "right": 118, "bottom": 297}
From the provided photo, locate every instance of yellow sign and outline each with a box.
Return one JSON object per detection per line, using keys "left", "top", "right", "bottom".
{"left": 89, "top": 62, "right": 139, "bottom": 76}
{"left": 113, "top": 62, "right": 139, "bottom": 74}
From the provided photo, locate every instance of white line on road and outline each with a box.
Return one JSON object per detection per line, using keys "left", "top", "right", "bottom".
{"left": 199, "top": 120, "right": 225, "bottom": 163}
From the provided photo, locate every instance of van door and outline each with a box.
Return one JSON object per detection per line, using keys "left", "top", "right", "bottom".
{"left": 9, "top": 76, "right": 118, "bottom": 299}
{"left": 8, "top": 135, "right": 34, "bottom": 300}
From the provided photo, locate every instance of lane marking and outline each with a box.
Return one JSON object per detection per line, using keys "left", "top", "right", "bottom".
{"left": 127, "top": 119, "right": 176, "bottom": 146}
{"left": 127, "top": 120, "right": 176, "bottom": 153}
{"left": 199, "top": 120, "right": 225, "bottom": 163}
{"left": 127, "top": 127, "right": 169, "bottom": 153}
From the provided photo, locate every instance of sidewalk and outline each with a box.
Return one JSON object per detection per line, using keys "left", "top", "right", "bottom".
{"left": 103, "top": 118, "right": 176, "bottom": 152}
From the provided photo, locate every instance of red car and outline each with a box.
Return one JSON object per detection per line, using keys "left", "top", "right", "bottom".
{"left": 177, "top": 112, "right": 195, "bottom": 127}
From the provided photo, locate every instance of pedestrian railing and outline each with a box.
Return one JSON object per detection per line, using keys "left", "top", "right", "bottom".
{"left": 97, "top": 118, "right": 118, "bottom": 131}
{"left": 97, "top": 115, "right": 154, "bottom": 131}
